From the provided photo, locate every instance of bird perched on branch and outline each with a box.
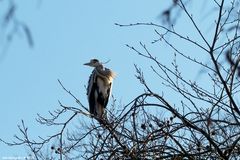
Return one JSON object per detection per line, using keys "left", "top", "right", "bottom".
{"left": 84, "top": 59, "right": 116, "bottom": 118}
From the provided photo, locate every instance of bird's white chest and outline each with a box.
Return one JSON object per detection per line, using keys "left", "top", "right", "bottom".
{"left": 96, "top": 77, "right": 111, "bottom": 94}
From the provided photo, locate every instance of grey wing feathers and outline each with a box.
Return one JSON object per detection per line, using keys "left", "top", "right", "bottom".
{"left": 87, "top": 70, "right": 97, "bottom": 115}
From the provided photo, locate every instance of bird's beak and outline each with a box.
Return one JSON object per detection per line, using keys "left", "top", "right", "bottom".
{"left": 84, "top": 62, "right": 91, "bottom": 66}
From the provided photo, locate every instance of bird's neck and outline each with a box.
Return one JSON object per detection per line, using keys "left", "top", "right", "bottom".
{"left": 96, "top": 65, "right": 104, "bottom": 70}
{"left": 94, "top": 66, "right": 115, "bottom": 81}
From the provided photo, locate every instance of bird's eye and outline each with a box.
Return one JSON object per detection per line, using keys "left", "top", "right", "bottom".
{"left": 92, "top": 59, "right": 99, "bottom": 63}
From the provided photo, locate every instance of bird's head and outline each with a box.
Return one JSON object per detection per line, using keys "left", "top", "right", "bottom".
{"left": 84, "top": 59, "right": 102, "bottom": 67}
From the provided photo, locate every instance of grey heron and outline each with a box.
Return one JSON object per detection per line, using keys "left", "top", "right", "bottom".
{"left": 84, "top": 59, "right": 115, "bottom": 118}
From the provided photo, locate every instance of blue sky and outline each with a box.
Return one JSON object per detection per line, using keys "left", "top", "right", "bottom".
{"left": 0, "top": 0, "right": 215, "bottom": 157}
